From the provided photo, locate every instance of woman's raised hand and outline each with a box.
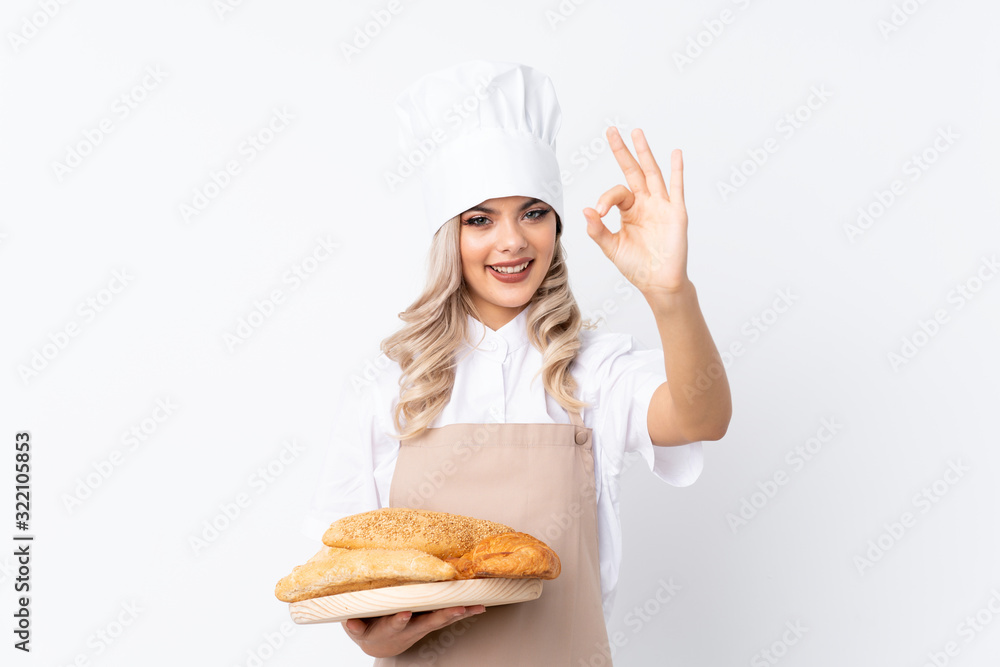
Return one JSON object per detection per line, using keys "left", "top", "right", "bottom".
{"left": 341, "top": 605, "right": 485, "bottom": 658}
{"left": 583, "top": 127, "right": 690, "bottom": 297}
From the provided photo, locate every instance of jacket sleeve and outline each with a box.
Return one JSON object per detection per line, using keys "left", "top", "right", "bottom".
{"left": 589, "top": 331, "right": 704, "bottom": 488}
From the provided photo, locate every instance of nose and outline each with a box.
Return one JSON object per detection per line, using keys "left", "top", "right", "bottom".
{"left": 494, "top": 215, "right": 527, "bottom": 251}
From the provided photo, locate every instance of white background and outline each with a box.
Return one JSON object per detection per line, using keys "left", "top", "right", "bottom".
{"left": 2, "top": 1, "right": 999, "bottom": 665}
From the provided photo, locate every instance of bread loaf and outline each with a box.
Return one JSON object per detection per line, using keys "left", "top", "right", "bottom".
{"left": 276, "top": 510, "right": 560, "bottom": 604}
{"left": 322, "top": 508, "right": 514, "bottom": 560}
{"left": 274, "top": 545, "right": 458, "bottom": 603}
{"left": 445, "top": 532, "right": 561, "bottom": 580}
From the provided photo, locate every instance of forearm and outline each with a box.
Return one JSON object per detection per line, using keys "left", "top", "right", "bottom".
{"left": 643, "top": 279, "right": 732, "bottom": 440}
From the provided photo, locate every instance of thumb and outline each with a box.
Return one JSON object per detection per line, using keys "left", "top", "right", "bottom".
{"left": 583, "top": 207, "right": 616, "bottom": 259}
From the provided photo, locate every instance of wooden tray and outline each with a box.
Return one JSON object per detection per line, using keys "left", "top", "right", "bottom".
{"left": 288, "top": 578, "right": 543, "bottom": 624}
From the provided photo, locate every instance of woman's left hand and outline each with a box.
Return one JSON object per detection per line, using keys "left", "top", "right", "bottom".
{"left": 583, "top": 127, "right": 689, "bottom": 297}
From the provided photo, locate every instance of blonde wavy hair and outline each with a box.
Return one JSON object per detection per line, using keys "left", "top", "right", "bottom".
{"left": 380, "top": 212, "right": 598, "bottom": 441}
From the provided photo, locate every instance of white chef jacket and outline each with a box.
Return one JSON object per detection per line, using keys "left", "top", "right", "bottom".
{"left": 301, "top": 302, "right": 704, "bottom": 623}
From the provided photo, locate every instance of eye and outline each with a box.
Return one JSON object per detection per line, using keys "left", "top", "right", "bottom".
{"left": 525, "top": 208, "right": 549, "bottom": 220}
{"left": 463, "top": 216, "right": 489, "bottom": 227}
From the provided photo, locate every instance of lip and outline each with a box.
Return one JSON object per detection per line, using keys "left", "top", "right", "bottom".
{"left": 487, "top": 259, "right": 533, "bottom": 283}
{"left": 488, "top": 258, "right": 534, "bottom": 268}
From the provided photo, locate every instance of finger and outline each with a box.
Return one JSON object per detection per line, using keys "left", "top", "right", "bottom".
{"left": 631, "top": 128, "right": 669, "bottom": 199}
{"left": 406, "top": 606, "right": 481, "bottom": 635}
{"left": 583, "top": 207, "right": 616, "bottom": 260}
{"left": 342, "top": 618, "right": 368, "bottom": 636}
{"left": 343, "top": 611, "right": 411, "bottom": 640}
{"left": 596, "top": 184, "right": 635, "bottom": 216}
{"left": 606, "top": 126, "right": 649, "bottom": 196}
{"left": 669, "top": 148, "right": 684, "bottom": 205}
{"left": 388, "top": 611, "right": 413, "bottom": 632}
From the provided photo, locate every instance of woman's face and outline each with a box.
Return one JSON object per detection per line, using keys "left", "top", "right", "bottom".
{"left": 459, "top": 195, "right": 556, "bottom": 331}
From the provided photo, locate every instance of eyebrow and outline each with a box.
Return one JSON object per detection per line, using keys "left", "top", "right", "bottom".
{"left": 464, "top": 198, "right": 545, "bottom": 215}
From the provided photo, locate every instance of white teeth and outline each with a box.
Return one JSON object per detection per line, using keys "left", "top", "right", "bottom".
{"left": 491, "top": 261, "right": 530, "bottom": 274}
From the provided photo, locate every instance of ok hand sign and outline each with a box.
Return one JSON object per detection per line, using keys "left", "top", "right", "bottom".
{"left": 583, "top": 127, "right": 690, "bottom": 297}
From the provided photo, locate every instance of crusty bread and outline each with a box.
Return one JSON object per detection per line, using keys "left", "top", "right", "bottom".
{"left": 322, "top": 508, "right": 514, "bottom": 560}
{"left": 276, "top": 511, "right": 559, "bottom": 604}
{"left": 274, "top": 545, "right": 458, "bottom": 603}
{"left": 446, "top": 532, "right": 561, "bottom": 580}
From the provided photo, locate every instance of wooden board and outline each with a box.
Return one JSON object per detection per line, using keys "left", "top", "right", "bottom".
{"left": 288, "top": 578, "right": 543, "bottom": 624}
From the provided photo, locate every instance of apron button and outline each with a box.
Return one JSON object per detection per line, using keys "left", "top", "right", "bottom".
{"left": 575, "top": 430, "right": 588, "bottom": 445}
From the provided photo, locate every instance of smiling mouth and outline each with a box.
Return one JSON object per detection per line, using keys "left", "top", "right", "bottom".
{"left": 488, "top": 260, "right": 532, "bottom": 274}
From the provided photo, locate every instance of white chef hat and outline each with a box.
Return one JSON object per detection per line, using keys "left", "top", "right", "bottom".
{"left": 394, "top": 60, "right": 565, "bottom": 243}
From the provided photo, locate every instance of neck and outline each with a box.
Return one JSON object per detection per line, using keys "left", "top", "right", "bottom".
{"left": 475, "top": 302, "right": 528, "bottom": 332}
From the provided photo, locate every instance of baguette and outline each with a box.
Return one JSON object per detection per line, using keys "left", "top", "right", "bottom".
{"left": 274, "top": 545, "right": 458, "bottom": 603}
{"left": 322, "top": 508, "right": 514, "bottom": 560}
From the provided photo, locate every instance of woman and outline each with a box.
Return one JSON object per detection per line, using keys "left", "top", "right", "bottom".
{"left": 303, "top": 60, "right": 731, "bottom": 665}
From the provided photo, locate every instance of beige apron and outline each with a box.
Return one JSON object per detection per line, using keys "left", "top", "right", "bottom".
{"left": 373, "top": 408, "right": 613, "bottom": 666}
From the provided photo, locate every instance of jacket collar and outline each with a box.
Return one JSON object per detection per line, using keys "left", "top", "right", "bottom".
{"left": 463, "top": 302, "right": 532, "bottom": 355}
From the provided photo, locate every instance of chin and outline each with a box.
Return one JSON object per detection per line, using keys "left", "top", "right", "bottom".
{"left": 492, "top": 288, "right": 535, "bottom": 304}
{"left": 488, "top": 299, "right": 528, "bottom": 311}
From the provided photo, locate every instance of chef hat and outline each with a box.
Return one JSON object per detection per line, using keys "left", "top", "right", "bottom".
{"left": 394, "top": 60, "right": 565, "bottom": 243}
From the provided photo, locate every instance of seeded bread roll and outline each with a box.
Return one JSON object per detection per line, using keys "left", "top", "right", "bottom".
{"left": 274, "top": 545, "right": 459, "bottom": 603}
{"left": 322, "top": 508, "right": 514, "bottom": 560}
{"left": 446, "top": 532, "right": 561, "bottom": 580}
